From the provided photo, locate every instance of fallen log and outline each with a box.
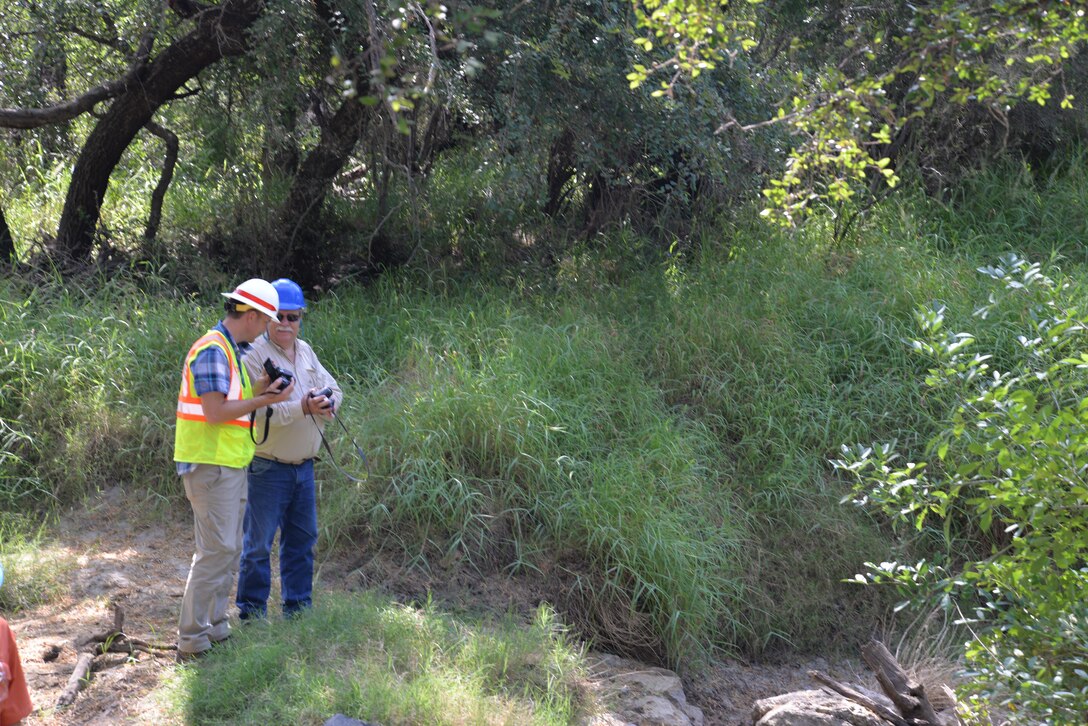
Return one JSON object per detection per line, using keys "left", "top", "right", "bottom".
{"left": 55, "top": 652, "right": 95, "bottom": 708}
{"left": 56, "top": 603, "right": 177, "bottom": 709}
{"left": 809, "top": 670, "right": 909, "bottom": 726}
{"left": 88, "top": 603, "right": 176, "bottom": 657}
{"left": 862, "top": 639, "right": 943, "bottom": 726}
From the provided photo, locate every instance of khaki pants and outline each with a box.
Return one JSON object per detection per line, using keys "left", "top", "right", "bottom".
{"left": 178, "top": 464, "right": 247, "bottom": 654}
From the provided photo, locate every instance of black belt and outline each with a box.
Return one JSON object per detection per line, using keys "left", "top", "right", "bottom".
{"left": 254, "top": 455, "right": 313, "bottom": 467}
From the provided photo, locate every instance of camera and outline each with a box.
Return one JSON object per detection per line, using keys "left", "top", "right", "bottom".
{"left": 310, "top": 386, "right": 335, "bottom": 409}
{"left": 262, "top": 357, "right": 294, "bottom": 391}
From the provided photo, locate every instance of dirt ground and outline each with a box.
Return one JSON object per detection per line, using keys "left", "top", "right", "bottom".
{"left": 7, "top": 486, "right": 866, "bottom": 725}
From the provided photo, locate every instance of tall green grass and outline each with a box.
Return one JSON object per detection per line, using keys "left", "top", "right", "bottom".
{"left": 308, "top": 281, "right": 748, "bottom": 664}
{"left": 927, "top": 148, "right": 1088, "bottom": 264}
{"left": 166, "top": 593, "right": 588, "bottom": 725}
{"left": 0, "top": 272, "right": 198, "bottom": 506}
{"left": 4, "top": 154, "right": 1085, "bottom": 669}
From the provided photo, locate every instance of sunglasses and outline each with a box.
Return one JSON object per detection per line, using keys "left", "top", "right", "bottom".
{"left": 276, "top": 313, "right": 301, "bottom": 322}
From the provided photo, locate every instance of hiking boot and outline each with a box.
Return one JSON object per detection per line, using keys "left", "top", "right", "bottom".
{"left": 174, "top": 648, "right": 207, "bottom": 664}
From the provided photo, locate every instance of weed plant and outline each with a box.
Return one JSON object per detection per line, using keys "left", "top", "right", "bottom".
{"left": 4, "top": 159, "right": 1084, "bottom": 670}
{"left": 166, "top": 593, "right": 588, "bottom": 725}
{"left": 0, "top": 513, "right": 71, "bottom": 612}
{"left": 0, "top": 272, "right": 198, "bottom": 507}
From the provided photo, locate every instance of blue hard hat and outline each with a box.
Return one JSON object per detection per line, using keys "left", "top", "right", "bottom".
{"left": 271, "top": 278, "right": 306, "bottom": 311}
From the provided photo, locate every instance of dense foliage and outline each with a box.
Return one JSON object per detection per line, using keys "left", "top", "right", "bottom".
{"left": 634, "top": 0, "right": 1088, "bottom": 227}
{"left": 3, "top": 0, "right": 1088, "bottom": 719}
{"left": 837, "top": 254, "right": 1088, "bottom": 722}
{"left": 2, "top": 1, "right": 1085, "bottom": 275}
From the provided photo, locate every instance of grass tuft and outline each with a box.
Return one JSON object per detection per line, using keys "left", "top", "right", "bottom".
{"left": 165, "top": 593, "right": 589, "bottom": 726}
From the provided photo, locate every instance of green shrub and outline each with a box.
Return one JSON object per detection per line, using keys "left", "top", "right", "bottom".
{"left": 837, "top": 254, "right": 1088, "bottom": 723}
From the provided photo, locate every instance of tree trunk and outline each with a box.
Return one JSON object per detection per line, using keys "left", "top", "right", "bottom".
{"left": 54, "top": 1, "right": 263, "bottom": 263}
{"left": 281, "top": 95, "right": 371, "bottom": 286}
{"left": 545, "top": 128, "right": 576, "bottom": 217}
{"left": 0, "top": 206, "right": 15, "bottom": 264}
{"left": 144, "top": 121, "right": 179, "bottom": 241}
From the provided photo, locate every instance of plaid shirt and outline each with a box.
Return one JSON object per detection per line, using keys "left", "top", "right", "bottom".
{"left": 176, "top": 322, "right": 251, "bottom": 475}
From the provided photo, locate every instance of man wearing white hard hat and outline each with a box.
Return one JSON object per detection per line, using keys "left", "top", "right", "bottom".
{"left": 173, "top": 279, "right": 296, "bottom": 661}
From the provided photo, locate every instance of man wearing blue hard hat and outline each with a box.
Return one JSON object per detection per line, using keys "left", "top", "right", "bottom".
{"left": 238, "top": 278, "right": 342, "bottom": 620}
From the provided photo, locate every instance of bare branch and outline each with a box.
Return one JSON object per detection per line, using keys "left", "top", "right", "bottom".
{"left": 412, "top": 3, "right": 440, "bottom": 95}
{"left": 166, "top": 0, "right": 213, "bottom": 20}
{"left": 61, "top": 26, "right": 132, "bottom": 55}
{"left": 144, "top": 120, "right": 179, "bottom": 241}
{"left": 0, "top": 28, "right": 155, "bottom": 130}
{"left": 0, "top": 76, "right": 131, "bottom": 129}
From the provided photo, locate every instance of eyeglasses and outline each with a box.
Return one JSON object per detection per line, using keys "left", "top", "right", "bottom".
{"left": 276, "top": 313, "right": 301, "bottom": 323}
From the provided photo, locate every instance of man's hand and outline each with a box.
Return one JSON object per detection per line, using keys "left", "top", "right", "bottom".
{"left": 302, "top": 389, "right": 335, "bottom": 419}
{"left": 253, "top": 370, "right": 272, "bottom": 395}
{"left": 199, "top": 380, "right": 294, "bottom": 425}
{"left": 264, "top": 377, "right": 295, "bottom": 403}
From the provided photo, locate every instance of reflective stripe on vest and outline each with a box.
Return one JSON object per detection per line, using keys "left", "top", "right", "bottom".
{"left": 177, "top": 331, "right": 250, "bottom": 427}
{"left": 173, "top": 329, "right": 255, "bottom": 468}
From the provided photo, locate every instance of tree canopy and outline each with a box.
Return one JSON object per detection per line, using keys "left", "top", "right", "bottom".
{"left": 631, "top": 1, "right": 1088, "bottom": 225}
{"left": 0, "top": 1, "right": 1085, "bottom": 277}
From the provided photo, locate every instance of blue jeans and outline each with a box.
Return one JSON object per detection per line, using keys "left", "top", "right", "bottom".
{"left": 237, "top": 457, "right": 318, "bottom": 619}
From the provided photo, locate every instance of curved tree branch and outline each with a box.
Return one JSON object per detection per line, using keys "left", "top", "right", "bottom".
{"left": 0, "top": 29, "right": 155, "bottom": 130}
{"left": 0, "top": 75, "right": 134, "bottom": 130}
{"left": 143, "top": 120, "right": 179, "bottom": 241}
{"left": 61, "top": 25, "right": 133, "bottom": 55}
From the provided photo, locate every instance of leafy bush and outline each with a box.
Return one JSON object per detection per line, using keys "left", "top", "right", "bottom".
{"left": 836, "top": 254, "right": 1088, "bottom": 722}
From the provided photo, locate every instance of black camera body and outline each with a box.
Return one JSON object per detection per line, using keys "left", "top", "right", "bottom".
{"left": 262, "top": 357, "right": 294, "bottom": 391}
{"left": 310, "top": 386, "right": 335, "bottom": 409}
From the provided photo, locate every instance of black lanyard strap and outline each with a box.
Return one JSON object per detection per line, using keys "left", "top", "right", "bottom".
{"left": 249, "top": 407, "right": 273, "bottom": 445}
{"left": 309, "top": 410, "right": 370, "bottom": 482}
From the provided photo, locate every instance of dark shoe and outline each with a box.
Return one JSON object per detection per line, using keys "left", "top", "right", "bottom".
{"left": 283, "top": 601, "right": 312, "bottom": 619}
{"left": 175, "top": 648, "right": 207, "bottom": 664}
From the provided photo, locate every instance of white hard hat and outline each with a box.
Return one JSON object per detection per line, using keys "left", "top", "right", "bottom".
{"left": 221, "top": 278, "right": 279, "bottom": 320}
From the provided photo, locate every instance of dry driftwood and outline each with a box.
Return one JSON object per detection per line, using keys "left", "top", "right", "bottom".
{"left": 87, "top": 603, "right": 176, "bottom": 656}
{"left": 807, "top": 638, "right": 947, "bottom": 726}
{"left": 56, "top": 604, "right": 177, "bottom": 709}
{"left": 809, "top": 669, "right": 909, "bottom": 726}
{"left": 862, "top": 639, "right": 943, "bottom": 726}
{"left": 55, "top": 652, "right": 96, "bottom": 708}
{"left": 809, "top": 670, "right": 909, "bottom": 726}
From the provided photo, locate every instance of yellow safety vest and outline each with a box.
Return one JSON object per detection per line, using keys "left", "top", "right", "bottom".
{"left": 173, "top": 329, "right": 255, "bottom": 468}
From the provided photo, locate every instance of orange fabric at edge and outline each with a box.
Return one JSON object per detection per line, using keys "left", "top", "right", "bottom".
{"left": 0, "top": 618, "right": 32, "bottom": 726}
